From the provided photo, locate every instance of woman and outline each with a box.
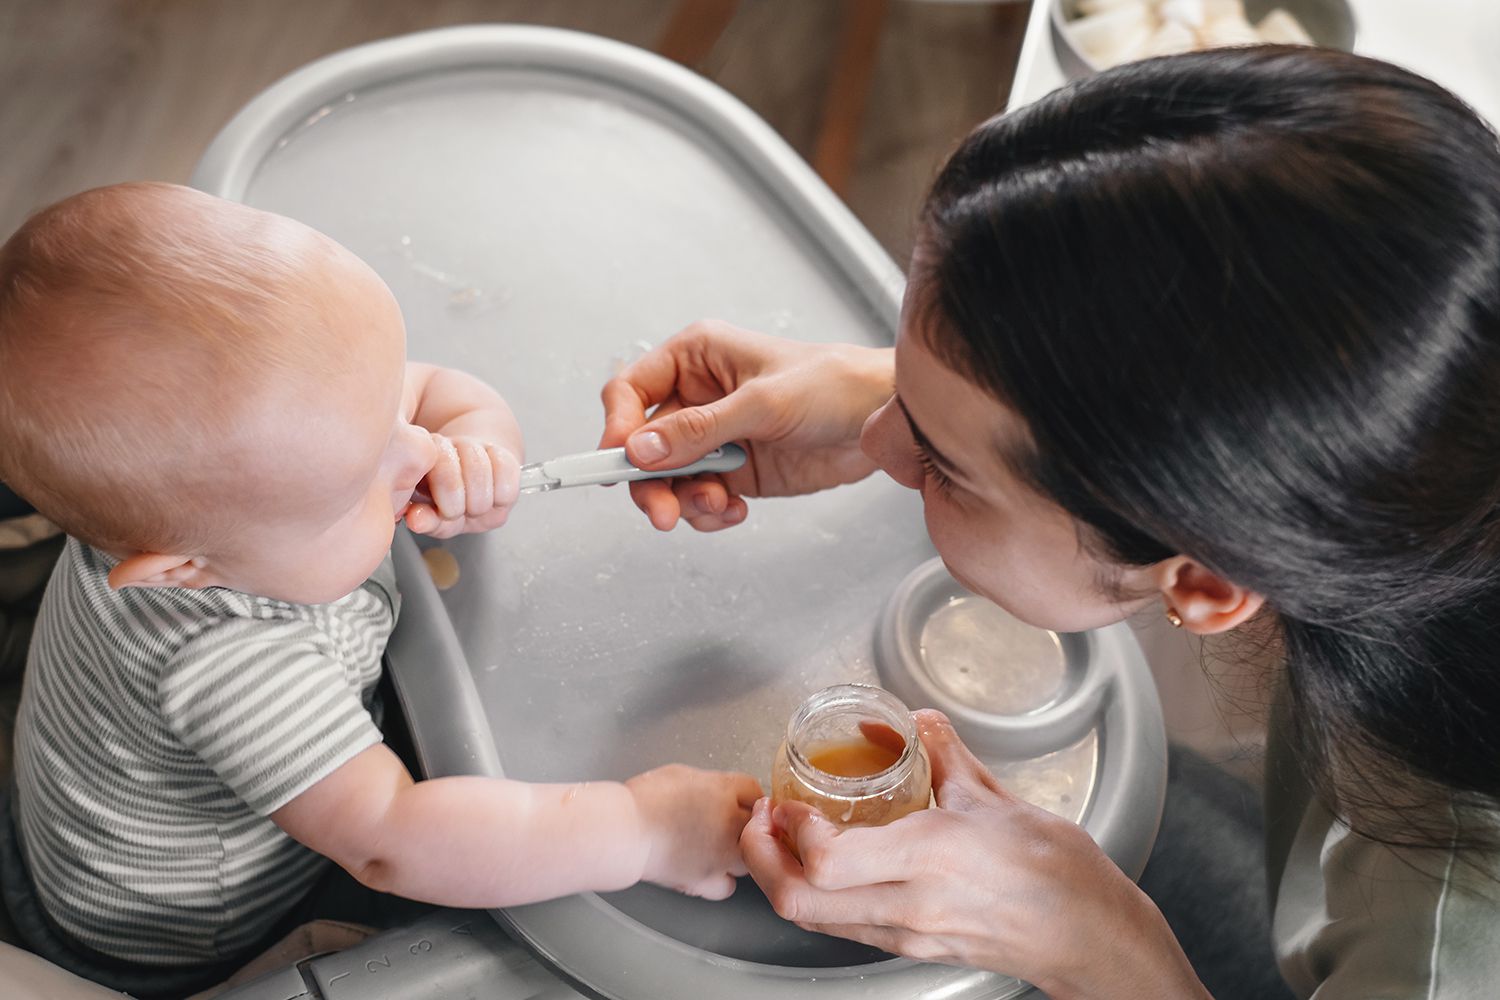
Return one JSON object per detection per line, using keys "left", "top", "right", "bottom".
{"left": 599, "top": 47, "right": 1500, "bottom": 999}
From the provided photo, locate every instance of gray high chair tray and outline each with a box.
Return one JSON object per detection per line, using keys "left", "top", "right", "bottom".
{"left": 193, "top": 26, "right": 1166, "bottom": 1000}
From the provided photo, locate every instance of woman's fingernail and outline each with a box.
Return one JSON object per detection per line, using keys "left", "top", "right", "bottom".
{"left": 632, "top": 431, "right": 669, "bottom": 464}
{"left": 918, "top": 709, "right": 951, "bottom": 729}
{"left": 771, "top": 805, "right": 787, "bottom": 829}
{"left": 723, "top": 505, "right": 745, "bottom": 524}
{"left": 691, "top": 492, "right": 723, "bottom": 516}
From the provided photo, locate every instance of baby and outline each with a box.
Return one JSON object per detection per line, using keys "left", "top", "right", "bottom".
{"left": 0, "top": 183, "right": 760, "bottom": 984}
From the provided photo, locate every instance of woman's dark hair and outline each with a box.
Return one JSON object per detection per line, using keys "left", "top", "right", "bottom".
{"left": 918, "top": 46, "right": 1500, "bottom": 852}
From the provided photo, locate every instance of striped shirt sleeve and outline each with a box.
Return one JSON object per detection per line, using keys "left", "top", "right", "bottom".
{"left": 157, "top": 617, "right": 383, "bottom": 815}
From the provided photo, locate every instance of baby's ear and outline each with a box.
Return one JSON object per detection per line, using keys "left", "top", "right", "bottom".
{"left": 108, "top": 552, "right": 211, "bottom": 591}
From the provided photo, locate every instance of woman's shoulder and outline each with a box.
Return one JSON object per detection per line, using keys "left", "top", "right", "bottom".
{"left": 1272, "top": 792, "right": 1500, "bottom": 1000}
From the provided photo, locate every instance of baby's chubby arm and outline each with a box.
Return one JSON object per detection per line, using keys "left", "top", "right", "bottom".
{"left": 403, "top": 362, "right": 526, "bottom": 538}
{"left": 271, "top": 743, "right": 763, "bottom": 907}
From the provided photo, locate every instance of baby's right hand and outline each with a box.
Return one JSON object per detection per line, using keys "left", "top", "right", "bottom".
{"left": 405, "top": 432, "right": 522, "bottom": 539}
{"left": 626, "top": 764, "right": 763, "bottom": 900}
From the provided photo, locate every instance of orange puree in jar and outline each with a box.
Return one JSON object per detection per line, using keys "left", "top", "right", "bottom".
{"left": 805, "top": 739, "right": 902, "bottom": 778}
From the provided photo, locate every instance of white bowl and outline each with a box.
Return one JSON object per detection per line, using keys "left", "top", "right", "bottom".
{"left": 1051, "top": 0, "right": 1357, "bottom": 79}
{"left": 874, "top": 557, "right": 1112, "bottom": 758}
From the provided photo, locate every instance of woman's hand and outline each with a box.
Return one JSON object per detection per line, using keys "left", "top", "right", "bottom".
{"left": 741, "top": 711, "right": 1210, "bottom": 1000}
{"left": 598, "top": 320, "right": 894, "bottom": 531}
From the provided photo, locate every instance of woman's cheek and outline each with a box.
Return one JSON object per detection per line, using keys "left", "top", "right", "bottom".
{"left": 922, "top": 497, "right": 978, "bottom": 575}
{"left": 920, "top": 502, "right": 1038, "bottom": 622}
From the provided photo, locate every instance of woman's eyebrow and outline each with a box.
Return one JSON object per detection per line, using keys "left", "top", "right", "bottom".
{"left": 896, "top": 395, "right": 964, "bottom": 478}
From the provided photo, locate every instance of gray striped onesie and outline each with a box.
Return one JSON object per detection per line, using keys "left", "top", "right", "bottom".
{"left": 12, "top": 537, "right": 397, "bottom": 965}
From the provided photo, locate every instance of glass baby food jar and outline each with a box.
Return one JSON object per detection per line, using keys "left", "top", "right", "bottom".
{"left": 771, "top": 684, "right": 931, "bottom": 830}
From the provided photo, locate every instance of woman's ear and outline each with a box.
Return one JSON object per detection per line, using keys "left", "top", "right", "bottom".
{"left": 107, "top": 553, "right": 216, "bottom": 591}
{"left": 1153, "top": 556, "right": 1264, "bottom": 634}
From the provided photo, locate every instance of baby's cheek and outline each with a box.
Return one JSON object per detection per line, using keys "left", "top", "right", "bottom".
{"left": 339, "top": 507, "right": 398, "bottom": 592}
{"left": 370, "top": 509, "right": 398, "bottom": 560}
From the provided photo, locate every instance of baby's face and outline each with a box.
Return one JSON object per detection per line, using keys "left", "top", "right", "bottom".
{"left": 206, "top": 240, "right": 437, "bottom": 605}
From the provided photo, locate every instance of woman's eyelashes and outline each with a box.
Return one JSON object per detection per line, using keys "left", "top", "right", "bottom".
{"left": 915, "top": 442, "right": 957, "bottom": 497}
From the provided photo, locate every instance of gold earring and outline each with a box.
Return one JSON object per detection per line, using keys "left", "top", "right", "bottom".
{"left": 1165, "top": 606, "right": 1184, "bottom": 629}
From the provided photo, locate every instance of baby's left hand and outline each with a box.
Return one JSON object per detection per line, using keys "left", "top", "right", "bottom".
{"left": 405, "top": 433, "right": 522, "bottom": 539}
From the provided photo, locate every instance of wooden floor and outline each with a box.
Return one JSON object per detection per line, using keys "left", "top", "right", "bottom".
{"left": 0, "top": 0, "right": 1029, "bottom": 264}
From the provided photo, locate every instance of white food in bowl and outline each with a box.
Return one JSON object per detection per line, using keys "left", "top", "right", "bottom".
{"left": 1066, "top": 0, "right": 1315, "bottom": 71}
{"left": 1257, "top": 7, "right": 1315, "bottom": 44}
{"left": 1069, "top": 3, "right": 1156, "bottom": 67}
{"left": 1143, "top": 19, "right": 1197, "bottom": 56}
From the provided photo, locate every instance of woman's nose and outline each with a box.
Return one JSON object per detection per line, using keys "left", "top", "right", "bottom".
{"left": 860, "top": 397, "right": 924, "bottom": 491}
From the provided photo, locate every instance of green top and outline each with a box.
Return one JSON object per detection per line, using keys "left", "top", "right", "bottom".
{"left": 1264, "top": 692, "right": 1499, "bottom": 999}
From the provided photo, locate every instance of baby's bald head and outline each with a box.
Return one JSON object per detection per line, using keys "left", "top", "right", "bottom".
{"left": 0, "top": 183, "right": 404, "bottom": 557}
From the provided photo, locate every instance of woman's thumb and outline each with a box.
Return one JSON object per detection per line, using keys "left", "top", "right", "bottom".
{"left": 915, "top": 710, "right": 1002, "bottom": 807}
{"left": 626, "top": 395, "right": 754, "bottom": 469}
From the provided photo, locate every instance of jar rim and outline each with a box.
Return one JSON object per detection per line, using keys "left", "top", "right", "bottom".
{"left": 785, "top": 684, "right": 919, "bottom": 797}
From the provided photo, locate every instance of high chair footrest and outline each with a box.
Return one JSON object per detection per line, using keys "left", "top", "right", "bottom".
{"left": 214, "top": 910, "right": 574, "bottom": 1000}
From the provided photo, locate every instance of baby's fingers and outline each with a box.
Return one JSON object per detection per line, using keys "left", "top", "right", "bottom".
{"left": 454, "top": 440, "right": 494, "bottom": 518}
{"left": 460, "top": 505, "right": 513, "bottom": 535}
{"left": 405, "top": 503, "right": 466, "bottom": 539}
{"left": 687, "top": 873, "right": 739, "bottom": 902}
{"left": 404, "top": 502, "right": 441, "bottom": 536}
{"left": 425, "top": 435, "right": 466, "bottom": 521}
{"left": 732, "top": 772, "right": 766, "bottom": 809}
{"left": 488, "top": 444, "right": 521, "bottom": 509}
